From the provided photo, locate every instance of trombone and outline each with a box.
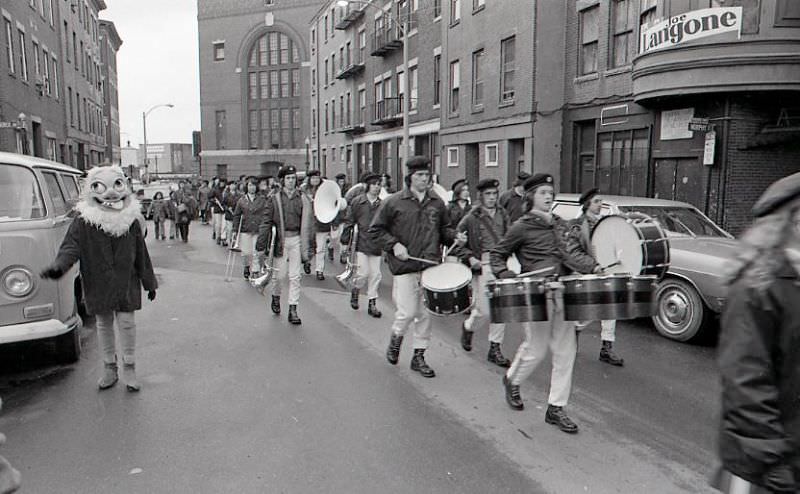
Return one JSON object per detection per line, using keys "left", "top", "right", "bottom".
{"left": 250, "top": 226, "right": 278, "bottom": 294}
{"left": 335, "top": 224, "right": 359, "bottom": 289}
{"left": 224, "top": 217, "right": 243, "bottom": 282}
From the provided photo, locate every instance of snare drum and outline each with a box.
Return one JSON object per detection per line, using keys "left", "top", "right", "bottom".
{"left": 628, "top": 275, "right": 657, "bottom": 318}
{"left": 591, "top": 214, "right": 670, "bottom": 280}
{"left": 487, "top": 277, "right": 548, "bottom": 323}
{"left": 561, "top": 274, "right": 633, "bottom": 321}
{"left": 420, "top": 262, "right": 473, "bottom": 315}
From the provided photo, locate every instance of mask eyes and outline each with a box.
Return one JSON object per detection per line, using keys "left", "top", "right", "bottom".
{"left": 90, "top": 181, "right": 107, "bottom": 194}
{"left": 113, "top": 179, "right": 126, "bottom": 192}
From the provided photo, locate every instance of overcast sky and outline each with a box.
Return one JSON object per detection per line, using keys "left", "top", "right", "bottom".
{"left": 102, "top": 0, "right": 200, "bottom": 147}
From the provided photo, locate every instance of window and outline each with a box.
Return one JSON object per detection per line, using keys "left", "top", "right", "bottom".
{"left": 323, "top": 15, "right": 328, "bottom": 41}
{"left": 472, "top": 49, "right": 484, "bottom": 107}
{"left": 345, "top": 92, "right": 351, "bottom": 125}
{"left": 293, "top": 108, "right": 300, "bottom": 132}
{"left": 433, "top": 54, "right": 441, "bottom": 106}
{"left": 280, "top": 34, "right": 289, "bottom": 64}
{"left": 410, "top": 65, "right": 418, "bottom": 111}
{"left": 72, "top": 32, "right": 77, "bottom": 67}
{"left": 292, "top": 68, "right": 300, "bottom": 97}
{"left": 269, "top": 32, "right": 279, "bottom": 64}
{"left": 359, "top": 88, "right": 366, "bottom": 124}
{"left": 359, "top": 29, "right": 366, "bottom": 61}
{"left": 249, "top": 72, "right": 258, "bottom": 99}
{"left": 434, "top": 0, "right": 442, "bottom": 18}
{"left": 775, "top": 0, "right": 800, "bottom": 27}
{"left": 270, "top": 70, "right": 279, "bottom": 98}
{"left": 449, "top": 60, "right": 459, "bottom": 113}
{"left": 42, "top": 172, "right": 68, "bottom": 216}
{"left": 447, "top": 147, "right": 459, "bottom": 167}
{"left": 4, "top": 19, "right": 14, "bottom": 74}
{"left": 331, "top": 98, "right": 336, "bottom": 130}
{"left": 324, "top": 102, "right": 329, "bottom": 132}
{"left": 324, "top": 58, "right": 329, "bottom": 86}
{"left": 38, "top": 0, "right": 44, "bottom": 17}
{"left": 593, "top": 128, "right": 650, "bottom": 197}
{"left": 271, "top": 109, "right": 280, "bottom": 145}
{"left": 450, "top": 0, "right": 461, "bottom": 24}
{"left": 485, "top": 143, "right": 498, "bottom": 167}
{"left": 48, "top": 0, "right": 54, "bottom": 26}
{"left": 330, "top": 53, "right": 335, "bottom": 82}
{"left": 42, "top": 49, "right": 50, "bottom": 94}
{"left": 79, "top": 40, "right": 84, "bottom": 76}
{"left": 60, "top": 173, "right": 79, "bottom": 199}
{"left": 18, "top": 30, "right": 27, "bottom": 81}
{"left": 32, "top": 41, "right": 40, "bottom": 79}
{"left": 311, "top": 108, "right": 317, "bottom": 137}
{"left": 259, "top": 71, "right": 268, "bottom": 99}
{"left": 213, "top": 41, "right": 225, "bottom": 61}
{"left": 580, "top": 6, "right": 599, "bottom": 75}
{"left": 610, "top": 0, "right": 636, "bottom": 68}
{"left": 280, "top": 69, "right": 289, "bottom": 97}
{"left": 397, "top": 70, "right": 405, "bottom": 112}
{"left": 215, "top": 110, "right": 227, "bottom": 149}
{"left": 68, "top": 87, "right": 73, "bottom": 125}
{"left": 500, "top": 36, "right": 515, "bottom": 102}
{"left": 249, "top": 110, "right": 259, "bottom": 149}
{"left": 51, "top": 56, "right": 58, "bottom": 97}
{"left": 311, "top": 28, "right": 316, "bottom": 54}
{"left": 63, "top": 21, "right": 69, "bottom": 63}
{"left": 473, "top": 0, "right": 485, "bottom": 11}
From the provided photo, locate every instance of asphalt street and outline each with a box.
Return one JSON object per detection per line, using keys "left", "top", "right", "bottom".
{"left": 0, "top": 222, "right": 722, "bottom": 493}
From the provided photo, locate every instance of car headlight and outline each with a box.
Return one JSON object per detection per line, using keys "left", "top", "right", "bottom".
{"left": 3, "top": 268, "right": 34, "bottom": 297}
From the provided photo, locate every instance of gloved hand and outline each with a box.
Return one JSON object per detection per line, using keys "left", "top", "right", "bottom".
{"left": 469, "top": 257, "right": 482, "bottom": 275}
{"left": 763, "top": 463, "right": 797, "bottom": 493}
{"left": 497, "top": 270, "right": 516, "bottom": 279}
{"left": 393, "top": 243, "right": 409, "bottom": 261}
{"left": 147, "top": 290, "right": 157, "bottom": 302}
{"left": 39, "top": 266, "right": 64, "bottom": 280}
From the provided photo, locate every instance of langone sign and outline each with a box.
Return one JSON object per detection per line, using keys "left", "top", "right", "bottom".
{"left": 639, "top": 7, "right": 742, "bottom": 54}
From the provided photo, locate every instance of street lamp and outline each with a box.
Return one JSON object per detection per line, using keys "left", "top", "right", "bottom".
{"left": 142, "top": 103, "right": 174, "bottom": 182}
{"left": 336, "top": 0, "right": 411, "bottom": 169}
{"left": 304, "top": 137, "right": 311, "bottom": 168}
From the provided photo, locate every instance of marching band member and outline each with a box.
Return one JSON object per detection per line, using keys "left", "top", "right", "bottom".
{"left": 448, "top": 179, "right": 472, "bottom": 227}
{"left": 570, "top": 188, "right": 624, "bottom": 366}
{"left": 210, "top": 178, "right": 227, "bottom": 245}
{"left": 499, "top": 171, "right": 531, "bottom": 224}
{"left": 369, "top": 156, "right": 467, "bottom": 378}
{"left": 490, "top": 173, "right": 599, "bottom": 434}
{"left": 232, "top": 178, "right": 269, "bottom": 280}
{"left": 257, "top": 165, "right": 313, "bottom": 325}
{"left": 342, "top": 172, "right": 384, "bottom": 317}
{"left": 334, "top": 173, "right": 350, "bottom": 265}
{"left": 221, "top": 182, "right": 240, "bottom": 247}
{"left": 456, "top": 178, "right": 511, "bottom": 368}
{"left": 305, "top": 170, "right": 333, "bottom": 280}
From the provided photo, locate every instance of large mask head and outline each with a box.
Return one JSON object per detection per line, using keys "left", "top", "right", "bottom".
{"left": 85, "top": 166, "right": 130, "bottom": 211}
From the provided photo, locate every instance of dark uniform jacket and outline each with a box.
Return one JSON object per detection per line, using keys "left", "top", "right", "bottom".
{"left": 448, "top": 201, "right": 472, "bottom": 229}
{"left": 456, "top": 206, "right": 509, "bottom": 268}
{"left": 256, "top": 188, "right": 313, "bottom": 260}
{"left": 569, "top": 212, "right": 601, "bottom": 261}
{"left": 369, "top": 188, "right": 456, "bottom": 275}
{"left": 222, "top": 190, "right": 240, "bottom": 221}
{"left": 232, "top": 193, "right": 269, "bottom": 234}
{"left": 490, "top": 212, "right": 598, "bottom": 277}
{"left": 344, "top": 193, "right": 382, "bottom": 256}
{"left": 50, "top": 218, "right": 157, "bottom": 315}
{"left": 718, "top": 255, "right": 800, "bottom": 489}
{"left": 499, "top": 189, "right": 525, "bottom": 224}
{"left": 209, "top": 187, "right": 225, "bottom": 214}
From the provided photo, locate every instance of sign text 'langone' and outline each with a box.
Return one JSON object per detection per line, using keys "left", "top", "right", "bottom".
{"left": 639, "top": 7, "right": 742, "bottom": 54}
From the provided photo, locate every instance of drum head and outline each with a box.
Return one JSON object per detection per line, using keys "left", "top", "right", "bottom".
{"left": 591, "top": 216, "right": 643, "bottom": 275}
{"left": 421, "top": 263, "right": 472, "bottom": 291}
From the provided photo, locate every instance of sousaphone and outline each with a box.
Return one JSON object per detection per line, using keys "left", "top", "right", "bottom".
{"left": 314, "top": 179, "right": 348, "bottom": 224}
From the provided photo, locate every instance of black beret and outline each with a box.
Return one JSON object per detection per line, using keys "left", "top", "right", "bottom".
{"left": 524, "top": 173, "right": 554, "bottom": 192}
{"left": 382, "top": 173, "right": 391, "bottom": 180}
{"left": 406, "top": 156, "right": 431, "bottom": 173}
{"left": 363, "top": 172, "right": 381, "bottom": 185}
{"left": 335, "top": 173, "right": 347, "bottom": 180}
{"left": 278, "top": 165, "right": 297, "bottom": 179}
{"left": 752, "top": 171, "right": 800, "bottom": 217}
{"left": 476, "top": 178, "right": 500, "bottom": 191}
{"left": 579, "top": 187, "right": 599, "bottom": 205}
{"left": 307, "top": 169, "right": 321, "bottom": 178}
{"left": 451, "top": 179, "right": 468, "bottom": 193}
{"left": 514, "top": 171, "right": 532, "bottom": 187}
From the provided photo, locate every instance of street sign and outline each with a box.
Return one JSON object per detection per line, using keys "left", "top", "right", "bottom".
{"left": 689, "top": 117, "right": 711, "bottom": 132}
{"left": 703, "top": 131, "right": 716, "bottom": 165}
{"left": 0, "top": 122, "right": 16, "bottom": 128}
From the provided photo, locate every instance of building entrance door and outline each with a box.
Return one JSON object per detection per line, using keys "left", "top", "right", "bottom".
{"left": 653, "top": 157, "right": 704, "bottom": 210}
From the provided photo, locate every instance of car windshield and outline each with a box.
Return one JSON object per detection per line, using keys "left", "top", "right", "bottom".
{"left": 618, "top": 205, "right": 730, "bottom": 238}
{"left": 0, "top": 164, "right": 46, "bottom": 221}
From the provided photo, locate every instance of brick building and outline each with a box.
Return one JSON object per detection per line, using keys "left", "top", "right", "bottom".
{"left": 0, "top": 0, "right": 66, "bottom": 160}
{"left": 197, "top": 0, "right": 323, "bottom": 181}
{"left": 138, "top": 142, "right": 194, "bottom": 176}
{"left": 562, "top": 0, "right": 800, "bottom": 235}
{"left": 310, "top": 0, "right": 442, "bottom": 185}
{"left": 99, "top": 19, "right": 121, "bottom": 165}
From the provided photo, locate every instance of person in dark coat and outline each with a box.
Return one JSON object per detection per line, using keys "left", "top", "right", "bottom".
{"left": 174, "top": 182, "right": 198, "bottom": 243}
{"left": 147, "top": 191, "right": 169, "bottom": 240}
{"left": 713, "top": 172, "right": 800, "bottom": 493}
{"left": 448, "top": 178, "right": 472, "bottom": 228}
{"left": 41, "top": 166, "right": 157, "bottom": 392}
{"left": 232, "top": 178, "right": 270, "bottom": 280}
{"left": 209, "top": 178, "right": 227, "bottom": 244}
{"left": 222, "top": 182, "right": 240, "bottom": 247}
{"left": 499, "top": 171, "right": 531, "bottom": 224}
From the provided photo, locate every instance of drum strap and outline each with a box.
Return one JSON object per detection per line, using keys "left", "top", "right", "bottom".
{"left": 274, "top": 193, "right": 286, "bottom": 245}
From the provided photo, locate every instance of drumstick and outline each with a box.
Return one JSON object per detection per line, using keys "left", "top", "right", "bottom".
{"left": 517, "top": 266, "right": 555, "bottom": 277}
{"left": 407, "top": 256, "right": 439, "bottom": 266}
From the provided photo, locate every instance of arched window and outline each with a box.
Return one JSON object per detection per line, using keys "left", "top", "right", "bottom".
{"left": 246, "top": 31, "right": 303, "bottom": 150}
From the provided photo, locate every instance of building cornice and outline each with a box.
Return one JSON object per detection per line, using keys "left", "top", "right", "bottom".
{"left": 198, "top": 0, "right": 325, "bottom": 21}
{"left": 99, "top": 20, "right": 123, "bottom": 50}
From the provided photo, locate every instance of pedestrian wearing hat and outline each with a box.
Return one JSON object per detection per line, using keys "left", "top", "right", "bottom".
{"left": 569, "top": 188, "right": 624, "bottom": 366}
{"left": 712, "top": 172, "right": 800, "bottom": 493}
{"left": 449, "top": 179, "right": 472, "bottom": 228}
{"left": 499, "top": 171, "right": 531, "bottom": 224}
{"left": 256, "top": 165, "right": 314, "bottom": 325}
{"left": 369, "top": 156, "right": 467, "bottom": 378}
{"left": 455, "top": 178, "right": 512, "bottom": 367}
{"left": 232, "top": 178, "right": 269, "bottom": 280}
{"left": 342, "top": 172, "right": 384, "bottom": 317}
{"left": 210, "top": 178, "right": 227, "bottom": 244}
{"left": 221, "top": 182, "right": 240, "bottom": 247}
{"left": 490, "top": 173, "right": 600, "bottom": 434}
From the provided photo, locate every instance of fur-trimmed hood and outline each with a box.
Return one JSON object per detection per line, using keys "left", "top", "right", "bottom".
{"left": 74, "top": 197, "right": 144, "bottom": 237}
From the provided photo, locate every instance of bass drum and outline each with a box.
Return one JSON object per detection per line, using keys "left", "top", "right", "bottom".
{"left": 420, "top": 261, "right": 473, "bottom": 315}
{"left": 591, "top": 213, "right": 670, "bottom": 280}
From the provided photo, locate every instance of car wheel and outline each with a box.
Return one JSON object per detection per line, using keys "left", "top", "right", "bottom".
{"left": 652, "top": 277, "right": 708, "bottom": 342}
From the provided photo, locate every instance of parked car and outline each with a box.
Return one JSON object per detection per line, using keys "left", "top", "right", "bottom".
{"left": 0, "top": 152, "right": 85, "bottom": 362}
{"left": 552, "top": 194, "right": 740, "bottom": 342}
{"left": 137, "top": 183, "right": 173, "bottom": 219}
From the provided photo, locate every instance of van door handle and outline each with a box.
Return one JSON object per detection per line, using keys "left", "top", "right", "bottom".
{"left": 54, "top": 217, "right": 70, "bottom": 226}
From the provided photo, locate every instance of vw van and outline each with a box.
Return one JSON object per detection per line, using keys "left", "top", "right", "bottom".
{"left": 0, "top": 152, "right": 85, "bottom": 362}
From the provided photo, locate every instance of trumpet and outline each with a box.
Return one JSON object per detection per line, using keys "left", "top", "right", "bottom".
{"left": 251, "top": 226, "right": 278, "bottom": 293}
{"left": 335, "top": 224, "right": 359, "bottom": 289}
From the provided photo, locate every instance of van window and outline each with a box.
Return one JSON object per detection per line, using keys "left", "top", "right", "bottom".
{"left": 551, "top": 203, "right": 581, "bottom": 219}
{"left": 0, "top": 164, "right": 46, "bottom": 221}
{"left": 60, "top": 173, "right": 80, "bottom": 200}
{"left": 41, "top": 172, "right": 69, "bottom": 216}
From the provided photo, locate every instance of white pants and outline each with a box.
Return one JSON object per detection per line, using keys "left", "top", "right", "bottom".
{"left": 212, "top": 212, "right": 224, "bottom": 239}
{"left": 272, "top": 235, "right": 302, "bottom": 305}
{"left": 239, "top": 232, "right": 259, "bottom": 271}
{"left": 391, "top": 272, "right": 432, "bottom": 350}
{"left": 575, "top": 319, "right": 617, "bottom": 342}
{"left": 464, "top": 261, "right": 506, "bottom": 344}
{"left": 224, "top": 219, "right": 233, "bottom": 242}
{"left": 95, "top": 311, "right": 136, "bottom": 365}
{"left": 315, "top": 230, "right": 332, "bottom": 272}
{"left": 354, "top": 252, "right": 382, "bottom": 299}
{"left": 506, "top": 287, "right": 577, "bottom": 407}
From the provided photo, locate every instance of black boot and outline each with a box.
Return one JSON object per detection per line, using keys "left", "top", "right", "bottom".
{"left": 599, "top": 340, "right": 624, "bottom": 367}
{"left": 327, "top": 245, "right": 334, "bottom": 261}
{"left": 410, "top": 349, "right": 436, "bottom": 378}
{"left": 368, "top": 298, "right": 382, "bottom": 318}
{"left": 316, "top": 271, "right": 325, "bottom": 281}
{"left": 303, "top": 261, "right": 311, "bottom": 274}
{"left": 288, "top": 305, "right": 301, "bottom": 325}
{"left": 487, "top": 342, "right": 511, "bottom": 368}
{"left": 271, "top": 295, "right": 281, "bottom": 315}
{"left": 460, "top": 320, "right": 473, "bottom": 352}
{"left": 350, "top": 288, "right": 359, "bottom": 310}
{"left": 386, "top": 334, "right": 403, "bottom": 365}
{"left": 503, "top": 375, "right": 524, "bottom": 410}
{"left": 243, "top": 266, "right": 251, "bottom": 280}
{"left": 545, "top": 405, "right": 579, "bottom": 434}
